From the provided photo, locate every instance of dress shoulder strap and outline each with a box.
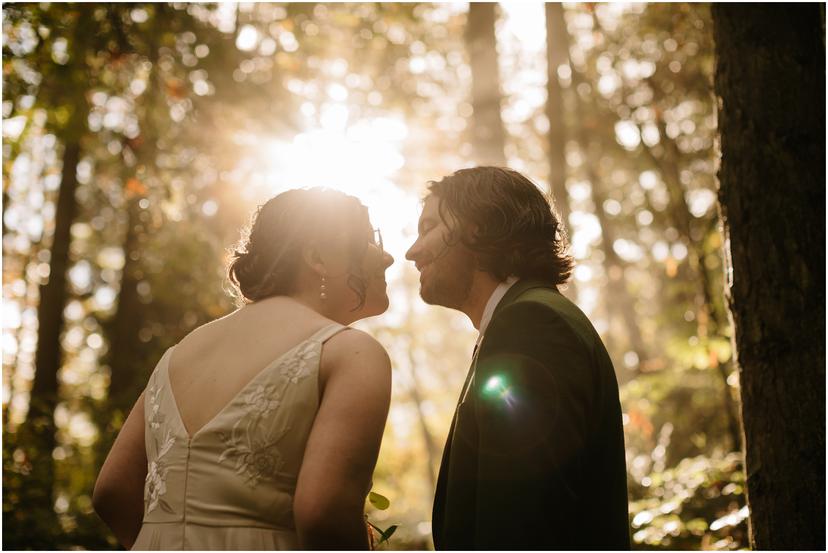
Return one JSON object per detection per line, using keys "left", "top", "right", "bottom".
{"left": 146, "top": 345, "right": 175, "bottom": 388}
{"left": 309, "top": 322, "right": 349, "bottom": 344}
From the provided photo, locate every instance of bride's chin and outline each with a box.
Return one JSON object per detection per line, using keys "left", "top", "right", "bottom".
{"left": 362, "top": 294, "right": 390, "bottom": 319}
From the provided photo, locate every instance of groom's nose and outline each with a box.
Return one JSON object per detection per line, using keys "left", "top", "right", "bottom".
{"left": 405, "top": 238, "right": 421, "bottom": 263}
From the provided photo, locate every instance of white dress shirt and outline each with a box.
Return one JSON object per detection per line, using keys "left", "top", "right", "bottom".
{"left": 474, "top": 277, "right": 519, "bottom": 351}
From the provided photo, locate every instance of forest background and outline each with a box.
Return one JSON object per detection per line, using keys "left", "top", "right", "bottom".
{"left": 2, "top": 2, "right": 824, "bottom": 550}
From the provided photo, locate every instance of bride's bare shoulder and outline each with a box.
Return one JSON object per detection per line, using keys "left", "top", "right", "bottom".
{"left": 325, "top": 328, "right": 388, "bottom": 358}
{"left": 320, "top": 328, "right": 390, "bottom": 376}
{"left": 317, "top": 328, "right": 390, "bottom": 413}
{"left": 172, "top": 309, "right": 239, "bottom": 349}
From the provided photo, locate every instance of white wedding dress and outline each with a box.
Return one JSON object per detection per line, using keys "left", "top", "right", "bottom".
{"left": 131, "top": 323, "right": 346, "bottom": 550}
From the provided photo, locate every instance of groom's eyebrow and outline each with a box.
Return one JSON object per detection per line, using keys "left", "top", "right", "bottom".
{"left": 418, "top": 216, "right": 435, "bottom": 233}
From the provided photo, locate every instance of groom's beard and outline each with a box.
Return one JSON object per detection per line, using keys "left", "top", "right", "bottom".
{"left": 419, "top": 240, "right": 475, "bottom": 310}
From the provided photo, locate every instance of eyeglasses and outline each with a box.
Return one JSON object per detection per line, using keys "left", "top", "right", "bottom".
{"left": 372, "top": 228, "right": 384, "bottom": 251}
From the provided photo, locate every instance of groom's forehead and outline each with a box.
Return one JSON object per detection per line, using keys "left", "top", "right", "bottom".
{"left": 419, "top": 195, "right": 440, "bottom": 219}
{"left": 417, "top": 195, "right": 459, "bottom": 233}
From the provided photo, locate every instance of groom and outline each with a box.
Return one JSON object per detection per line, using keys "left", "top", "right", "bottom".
{"left": 406, "top": 167, "right": 630, "bottom": 550}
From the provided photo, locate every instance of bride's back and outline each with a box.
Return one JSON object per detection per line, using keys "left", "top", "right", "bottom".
{"left": 168, "top": 297, "right": 332, "bottom": 438}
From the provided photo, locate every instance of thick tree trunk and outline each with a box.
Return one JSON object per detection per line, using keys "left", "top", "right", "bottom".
{"left": 466, "top": 2, "right": 506, "bottom": 166}
{"left": 713, "top": 5, "right": 825, "bottom": 549}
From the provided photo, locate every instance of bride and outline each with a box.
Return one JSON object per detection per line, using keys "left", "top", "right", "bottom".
{"left": 93, "top": 188, "right": 394, "bottom": 549}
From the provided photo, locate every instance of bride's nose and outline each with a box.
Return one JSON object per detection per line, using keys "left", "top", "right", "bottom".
{"left": 382, "top": 251, "right": 394, "bottom": 269}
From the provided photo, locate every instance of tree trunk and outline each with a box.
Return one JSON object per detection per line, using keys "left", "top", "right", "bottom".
{"left": 568, "top": 59, "right": 649, "bottom": 379}
{"left": 544, "top": 3, "right": 578, "bottom": 302}
{"left": 105, "top": 201, "right": 144, "bottom": 414}
{"left": 2, "top": 186, "right": 10, "bottom": 239}
{"left": 579, "top": 138, "right": 649, "bottom": 383}
{"left": 544, "top": 3, "right": 572, "bottom": 238}
{"left": 99, "top": 4, "right": 164, "bottom": 467}
{"left": 639, "top": 113, "right": 742, "bottom": 450}
{"left": 21, "top": 135, "right": 81, "bottom": 534}
{"left": 713, "top": 5, "right": 825, "bottom": 549}
{"left": 466, "top": 2, "right": 506, "bottom": 166}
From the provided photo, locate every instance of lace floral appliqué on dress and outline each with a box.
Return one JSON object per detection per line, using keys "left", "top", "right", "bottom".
{"left": 280, "top": 341, "right": 317, "bottom": 384}
{"left": 146, "top": 430, "right": 176, "bottom": 513}
{"left": 145, "top": 378, "right": 176, "bottom": 514}
{"left": 218, "top": 383, "right": 287, "bottom": 487}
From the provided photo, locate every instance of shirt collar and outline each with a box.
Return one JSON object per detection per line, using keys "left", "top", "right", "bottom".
{"left": 475, "top": 277, "right": 519, "bottom": 348}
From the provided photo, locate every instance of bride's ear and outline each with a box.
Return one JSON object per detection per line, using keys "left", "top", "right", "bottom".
{"left": 301, "top": 245, "right": 327, "bottom": 278}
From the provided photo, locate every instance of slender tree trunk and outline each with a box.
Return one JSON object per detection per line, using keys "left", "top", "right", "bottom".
{"left": 544, "top": 3, "right": 572, "bottom": 237}
{"left": 2, "top": 186, "right": 10, "bottom": 239}
{"left": 568, "top": 62, "right": 649, "bottom": 379}
{"left": 544, "top": 3, "right": 578, "bottom": 302}
{"left": 105, "top": 201, "right": 144, "bottom": 414}
{"left": 20, "top": 135, "right": 81, "bottom": 535}
{"left": 99, "top": 4, "right": 164, "bottom": 467}
{"left": 580, "top": 142, "right": 649, "bottom": 382}
{"left": 639, "top": 114, "right": 742, "bottom": 450}
{"left": 466, "top": 2, "right": 506, "bottom": 166}
{"left": 713, "top": 5, "right": 825, "bottom": 549}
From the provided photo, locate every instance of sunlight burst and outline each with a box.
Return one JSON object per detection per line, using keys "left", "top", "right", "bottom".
{"left": 257, "top": 107, "right": 419, "bottom": 275}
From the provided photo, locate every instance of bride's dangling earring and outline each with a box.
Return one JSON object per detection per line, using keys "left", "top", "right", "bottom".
{"left": 320, "top": 275, "right": 328, "bottom": 301}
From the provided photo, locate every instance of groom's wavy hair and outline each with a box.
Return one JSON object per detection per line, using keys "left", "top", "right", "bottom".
{"left": 227, "top": 188, "right": 371, "bottom": 309}
{"left": 427, "top": 167, "right": 573, "bottom": 285}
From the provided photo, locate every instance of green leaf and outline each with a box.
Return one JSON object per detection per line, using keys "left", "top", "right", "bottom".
{"left": 368, "top": 491, "right": 390, "bottom": 510}
{"left": 380, "top": 525, "right": 398, "bottom": 542}
{"left": 366, "top": 521, "right": 398, "bottom": 545}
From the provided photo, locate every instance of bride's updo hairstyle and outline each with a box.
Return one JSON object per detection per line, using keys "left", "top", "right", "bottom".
{"left": 228, "top": 188, "right": 371, "bottom": 308}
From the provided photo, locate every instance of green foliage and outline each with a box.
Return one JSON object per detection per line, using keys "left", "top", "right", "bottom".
{"left": 367, "top": 491, "right": 398, "bottom": 547}
{"left": 369, "top": 490, "right": 391, "bottom": 510}
{"left": 628, "top": 453, "right": 747, "bottom": 550}
{"left": 368, "top": 521, "right": 399, "bottom": 547}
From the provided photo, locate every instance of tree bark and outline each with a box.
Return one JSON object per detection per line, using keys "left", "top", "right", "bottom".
{"left": 713, "top": 5, "right": 825, "bottom": 549}
{"left": 466, "top": 2, "right": 507, "bottom": 166}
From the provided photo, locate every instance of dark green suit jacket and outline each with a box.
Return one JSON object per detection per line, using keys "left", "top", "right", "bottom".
{"left": 432, "top": 279, "right": 630, "bottom": 550}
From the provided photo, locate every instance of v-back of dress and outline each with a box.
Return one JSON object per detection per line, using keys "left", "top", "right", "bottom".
{"left": 132, "top": 323, "right": 346, "bottom": 550}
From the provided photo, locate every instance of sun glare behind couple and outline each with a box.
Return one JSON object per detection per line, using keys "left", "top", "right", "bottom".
{"left": 258, "top": 108, "right": 418, "bottom": 274}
